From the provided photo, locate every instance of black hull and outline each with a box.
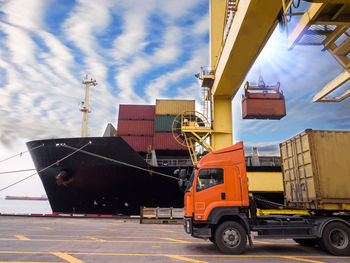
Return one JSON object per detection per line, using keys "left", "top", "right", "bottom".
{"left": 27, "top": 137, "right": 188, "bottom": 215}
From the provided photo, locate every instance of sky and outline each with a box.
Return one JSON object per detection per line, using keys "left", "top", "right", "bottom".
{"left": 0, "top": 0, "right": 349, "bottom": 197}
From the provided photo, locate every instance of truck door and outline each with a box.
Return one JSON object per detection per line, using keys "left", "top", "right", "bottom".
{"left": 193, "top": 168, "right": 225, "bottom": 221}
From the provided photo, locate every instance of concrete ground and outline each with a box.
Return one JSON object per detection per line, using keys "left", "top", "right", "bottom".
{"left": 0, "top": 216, "right": 349, "bottom": 263}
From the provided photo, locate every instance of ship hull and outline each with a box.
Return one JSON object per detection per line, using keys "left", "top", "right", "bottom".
{"left": 27, "top": 137, "right": 186, "bottom": 215}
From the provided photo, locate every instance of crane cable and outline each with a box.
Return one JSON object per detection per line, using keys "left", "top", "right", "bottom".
{"left": 0, "top": 144, "right": 44, "bottom": 164}
{"left": 292, "top": 0, "right": 300, "bottom": 9}
{"left": 0, "top": 141, "right": 91, "bottom": 192}
{"left": 60, "top": 144, "right": 179, "bottom": 181}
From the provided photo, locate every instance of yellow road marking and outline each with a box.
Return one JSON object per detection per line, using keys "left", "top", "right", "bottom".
{"left": 51, "top": 252, "right": 84, "bottom": 263}
{"left": 166, "top": 255, "right": 208, "bottom": 263}
{"left": 161, "top": 238, "right": 191, "bottom": 243}
{"left": 253, "top": 240, "right": 274, "bottom": 244}
{"left": 14, "top": 235, "right": 30, "bottom": 240}
{"left": 0, "top": 251, "right": 349, "bottom": 261}
{"left": 64, "top": 222, "right": 77, "bottom": 225}
{"left": 107, "top": 223, "right": 120, "bottom": 226}
{"left": 40, "top": 227, "right": 53, "bottom": 230}
{"left": 88, "top": 237, "right": 106, "bottom": 242}
{"left": 283, "top": 256, "right": 327, "bottom": 263}
{"left": 0, "top": 238, "right": 205, "bottom": 244}
{"left": 2, "top": 234, "right": 173, "bottom": 239}
{"left": 101, "top": 228, "right": 116, "bottom": 232}
{"left": 155, "top": 229, "right": 176, "bottom": 233}
{"left": 152, "top": 246, "right": 160, "bottom": 248}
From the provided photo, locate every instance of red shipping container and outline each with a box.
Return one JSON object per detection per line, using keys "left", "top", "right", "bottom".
{"left": 121, "top": 136, "right": 153, "bottom": 152}
{"left": 119, "top": 105, "right": 155, "bottom": 120}
{"left": 117, "top": 120, "right": 154, "bottom": 136}
{"left": 153, "top": 133, "right": 187, "bottom": 150}
{"left": 242, "top": 93, "right": 286, "bottom": 120}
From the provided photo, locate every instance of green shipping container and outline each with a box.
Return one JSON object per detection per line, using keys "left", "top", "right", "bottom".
{"left": 155, "top": 115, "right": 176, "bottom": 132}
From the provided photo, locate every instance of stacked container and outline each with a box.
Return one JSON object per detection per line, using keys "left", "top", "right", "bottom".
{"left": 118, "top": 105, "right": 155, "bottom": 153}
{"left": 154, "top": 99, "right": 195, "bottom": 151}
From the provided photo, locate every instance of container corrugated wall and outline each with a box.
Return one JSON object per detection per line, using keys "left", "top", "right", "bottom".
{"left": 153, "top": 133, "right": 187, "bottom": 150}
{"left": 119, "top": 105, "right": 155, "bottom": 120}
{"left": 155, "top": 99, "right": 195, "bottom": 115}
{"left": 155, "top": 115, "right": 176, "bottom": 132}
{"left": 280, "top": 129, "right": 350, "bottom": 210}
{"left": 121, "top": 136, "right": 153, "bottom": 152}
{"left": 117, "top": 120, "right": 154, "bottom": 136}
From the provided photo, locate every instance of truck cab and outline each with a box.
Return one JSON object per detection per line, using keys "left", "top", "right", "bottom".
{"left": 184, "top": 142, "right": 251, "bottom": 253}
{"left": 183, "top": 142, "right": 350, "bottom": 256}
{"left": 185, "top": 142, "right": 249, "bottom": 219}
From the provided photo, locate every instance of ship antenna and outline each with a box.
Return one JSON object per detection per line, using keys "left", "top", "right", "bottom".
{"left": 80, "top": 75, "right": 97, "bottom": 137}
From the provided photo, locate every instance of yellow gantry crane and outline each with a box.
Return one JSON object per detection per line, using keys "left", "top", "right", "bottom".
{"left": 172, "top": 0, "right": 350, "bottom": 195}
{"left": 173, "top": 0, "right": 350, "bottom": 161}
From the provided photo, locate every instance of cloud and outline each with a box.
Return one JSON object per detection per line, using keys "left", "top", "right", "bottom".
{"left": 1, "top": 0, "right": 44, "bottom": 30}
{"left": 243, "top": 141, "right": 281, "bottom": 156}
{"left": 111, "top": 1, "right": 154, "bottom": 64}
{"left": 145, "top": 45, "right": 208, "bottom": 102}
{"left": 111, "top": 0, "right": 208, "bottom": 105}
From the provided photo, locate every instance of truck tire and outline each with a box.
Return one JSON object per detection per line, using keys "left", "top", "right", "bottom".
{"left": 293, "top": 238, "right": 317, "bottom": 247}
{"left": 214, "top": 221, "right": 247, "bottom": 254}
{"left": 321, "top": 222, "right": 350, "bottom": 256}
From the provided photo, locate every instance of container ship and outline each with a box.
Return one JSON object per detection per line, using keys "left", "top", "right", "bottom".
{"left": 27, "top": 83, "right": 282, "bottom": 215}
{"left": 27, "top": 100, "right": 195, "bottom": 215}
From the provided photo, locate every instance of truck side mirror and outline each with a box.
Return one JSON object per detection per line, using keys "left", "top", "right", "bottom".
{"left": 179, "top": 169, "right": 186, "bottom": 179}
{"left": 178, "top": 169, "right": 188, "bottom": 191}
{"left": 178, "top": 178, "right": 184, "bottom": 188}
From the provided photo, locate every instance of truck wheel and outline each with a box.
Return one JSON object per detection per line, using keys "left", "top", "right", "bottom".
{"left": 321, "top": 222, "right": 350, "bottom": 256}
{"left": 293, "top": 238, "right": 317, "bottom": 247}
{"left": 214, "top": 221, "right": 247, "bottom": 254}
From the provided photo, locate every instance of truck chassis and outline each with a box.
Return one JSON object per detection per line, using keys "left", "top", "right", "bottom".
{"left": 184, "top": 205, "right": 350, "bottom": 255}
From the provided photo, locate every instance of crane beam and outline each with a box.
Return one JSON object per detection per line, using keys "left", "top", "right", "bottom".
{"left": 210, "top": 0, "right": 282, "bottom": 150}
{"left": 211, "top": 0, "right": 282, "bottom": 97}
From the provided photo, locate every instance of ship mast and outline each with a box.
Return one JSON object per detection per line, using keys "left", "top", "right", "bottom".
{"left": 80, "top": 75, "right": 97, "bottom": 137}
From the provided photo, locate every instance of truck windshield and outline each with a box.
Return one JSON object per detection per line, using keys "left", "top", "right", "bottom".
{"left": 186, "top": 168, "right": 197, "bottom": 192}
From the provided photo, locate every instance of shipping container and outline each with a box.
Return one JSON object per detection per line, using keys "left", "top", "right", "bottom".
{"left": 155, "top": 99, "right": 195, "bottom": 115}
{"left": 242, "top": 93, "right": 286, "bottom": 120}
{"left": 153, "top": 132, "right": 187, "bottom": 150}
{"left": 119, "top": 105, "right": 155, "bottom": 120}
{"left": 155, "top": 115, "right": 176, "bottom": 132}
{"left": 117, "top": 120, "right": 154, "bottom": 136}
{"left": 121, "top": 136, "right": 153, "bottom": 153}
{"left": 280, "top": 129, "right": 350, "bottom": 210}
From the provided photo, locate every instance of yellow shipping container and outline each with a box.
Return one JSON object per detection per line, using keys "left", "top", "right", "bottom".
{"left": 155, "top": 99, "right": 195, "bottom": 115}
{"left": 280, "top": 129, "right": 350, "bottom": 211}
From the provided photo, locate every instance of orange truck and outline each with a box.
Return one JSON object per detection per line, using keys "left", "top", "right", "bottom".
{"left": 181, "top": 142, "right": 350, "bottom": 255}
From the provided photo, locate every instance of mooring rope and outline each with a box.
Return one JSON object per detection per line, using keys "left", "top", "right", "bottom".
{"left": 0, "top": 144, "right": 44, "bottom": 164}
{"left": 60, "top": 144, "right": 179, "bottom": 181}
{"left": 0, "top": 141, "right": 91, "bottom": 192}
{"left": 0, "top": 168, "right": 36, "bottom": 175}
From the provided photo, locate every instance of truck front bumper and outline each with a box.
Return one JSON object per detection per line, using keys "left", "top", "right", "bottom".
{"left": 184, "top": 217, "right": 211, "bottom": 238}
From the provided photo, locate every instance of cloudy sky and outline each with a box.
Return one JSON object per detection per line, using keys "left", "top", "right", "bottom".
{"left": 0, "top": 0, "right": 349, "bottom": 198}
